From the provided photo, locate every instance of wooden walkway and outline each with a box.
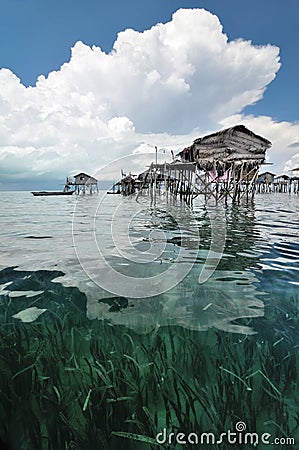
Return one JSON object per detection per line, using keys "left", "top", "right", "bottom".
{"left": 117, "top": 126, "right": 298, "bottom": 205}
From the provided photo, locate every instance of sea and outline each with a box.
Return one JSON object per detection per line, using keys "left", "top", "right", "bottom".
{"left": 0, "top": 190, "right": 298, "bottom": 450}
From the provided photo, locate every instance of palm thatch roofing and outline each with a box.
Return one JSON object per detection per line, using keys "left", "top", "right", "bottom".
{"left": 178, "top": 125, "right": 272, "bottom": 163}
{"left": 73, "top": 172, "right": 98, "bottom": 185}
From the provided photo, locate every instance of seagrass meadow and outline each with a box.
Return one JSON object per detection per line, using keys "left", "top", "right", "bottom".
{"left": 0, "top": 274, "right": 298, "bottom": 450}
{"left": 0, "top": 191, "right": 298, "bottom": 449}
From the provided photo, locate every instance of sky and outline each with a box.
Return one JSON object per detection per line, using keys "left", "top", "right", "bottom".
{"left": 0, "top": 0, "right": 299, "bottom": 190}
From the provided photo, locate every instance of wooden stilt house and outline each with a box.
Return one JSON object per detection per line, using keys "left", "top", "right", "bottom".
{"left": 73, "top": 173, "right": 98, "bottom": 195}
{"left": 176, "top": 125, "right": 272, "bottom": 203}
{"left": 120, "top": 125, "right": 272, "bottom": 204}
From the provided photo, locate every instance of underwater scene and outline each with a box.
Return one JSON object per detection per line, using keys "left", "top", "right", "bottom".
{"left": 0, "top": 191, "right": 298, "bottom": 449}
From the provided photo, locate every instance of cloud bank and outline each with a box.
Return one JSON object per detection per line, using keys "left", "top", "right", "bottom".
{"left": 0, "top": 7, "right": 298, "bottom": 187}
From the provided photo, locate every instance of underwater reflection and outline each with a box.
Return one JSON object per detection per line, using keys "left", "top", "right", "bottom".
{"left": 0, "top": 198, "right": 268, "bottom": 335}
{"left": 88, "top": 269, "right": 265, "bottom": 335}
{"left": 86, "top": 202, "right": 266, "bottom": 335}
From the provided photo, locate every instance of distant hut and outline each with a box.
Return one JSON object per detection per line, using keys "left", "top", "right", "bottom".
{"left": 273, "top": 174, "right": 290, "bottom": 193}
{"left": 73, "top": 172, "right": 98, "bottom": 194}
{"left": 289, "top": 167, "right": 299, "bottom": 194}
{"left": 257, "top": 172, "right": 276, "bottom": 183}
{"left": 273, "top": 174, "right": 289, "bottom": 182}
{"left": 290, "top": 167, "right": 299, "bottom": 180}
{"left": 256, "top": 171, "right": 276, "bottom": 193}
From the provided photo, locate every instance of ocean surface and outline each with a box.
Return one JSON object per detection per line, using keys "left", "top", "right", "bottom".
{"left": 0, "top": 190, "right": 298, "bottom": 449}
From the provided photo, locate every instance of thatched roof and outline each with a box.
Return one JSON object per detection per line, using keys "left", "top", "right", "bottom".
{"left": 179, "top": 125, "right": 272, "bottom": 163}
{"left": 73, "top": 172, "right": 98, "bottom": 184}
{"left": 194, "top": 125, "right": 271, "bottom": 147}
{"left": 258, "top": 171, "right": 276, "bottom": 177}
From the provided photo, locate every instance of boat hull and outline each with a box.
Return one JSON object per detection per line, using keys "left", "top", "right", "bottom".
{"left": 31, "top": 191, "right": 75, "bottom": 196}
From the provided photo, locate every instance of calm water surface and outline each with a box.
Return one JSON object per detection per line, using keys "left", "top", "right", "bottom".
{"left": 0, "top": 191, "right": 297, "bottom": 334}
{"left": 0, "top": 190, "right": 298, "bottom": 449}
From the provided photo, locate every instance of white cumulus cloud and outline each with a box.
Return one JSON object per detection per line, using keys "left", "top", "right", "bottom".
{"left": 0, "top": 7, "right": 294, "bottom": 187}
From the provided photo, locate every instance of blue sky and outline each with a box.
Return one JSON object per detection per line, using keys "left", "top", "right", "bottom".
{"left": 1, "top": 0, "right": 298, "bottom": 122}
{"left": 1, "top": 0, "right": 299, "bottom": 188}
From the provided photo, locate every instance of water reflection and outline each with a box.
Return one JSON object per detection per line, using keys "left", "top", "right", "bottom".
{"left": 1, "top": 192, "right": 298, "bottom": 335}
{"left": 86, "top": 200, "right": 266, "bottom": 335}
{"left": 87, "top": 270, "right": 264, "bottom": 335}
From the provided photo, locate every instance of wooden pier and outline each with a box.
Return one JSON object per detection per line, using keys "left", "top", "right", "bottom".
{"left": 255, "top": 172, "right": 299, "bottom": 194}
{"left": 118, "top": 125, "right": 285, "bottom": 205}
{"left": 117, "top": 125, "right": 299, "bottom": 205}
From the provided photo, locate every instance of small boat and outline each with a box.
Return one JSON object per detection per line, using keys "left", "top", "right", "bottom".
{"left": 31, "top": 191, "right": 75, "bottom": 196}
{"left": 32, "top": 177, "right": 75, "bottom": 196}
